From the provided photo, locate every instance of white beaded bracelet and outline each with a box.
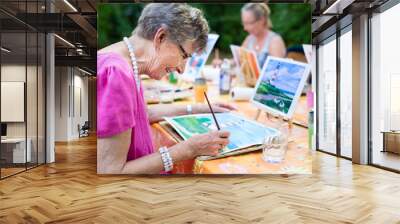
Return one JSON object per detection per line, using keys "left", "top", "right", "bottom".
{"left": 186, "top": 104, "right": 192, "bottom": 114}
{"left": 159, "top": 146, "right": 173, "bottom": 172}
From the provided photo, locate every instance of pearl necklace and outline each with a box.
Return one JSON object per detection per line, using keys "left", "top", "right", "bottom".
{"left": 123, "top": 37, "right": 140, "bottom": 91}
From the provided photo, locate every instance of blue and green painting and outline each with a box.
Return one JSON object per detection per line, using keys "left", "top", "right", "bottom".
{"left": 254, "top": 59, "right": 306, "bottom": 114}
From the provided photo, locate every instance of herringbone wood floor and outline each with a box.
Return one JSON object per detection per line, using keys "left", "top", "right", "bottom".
{"left": 1, "top": 135, "right": 400, "bottom": 224}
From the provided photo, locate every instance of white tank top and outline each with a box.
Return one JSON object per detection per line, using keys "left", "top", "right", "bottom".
{"left": 246, "top": 31, "right": 279, "bottom": 68}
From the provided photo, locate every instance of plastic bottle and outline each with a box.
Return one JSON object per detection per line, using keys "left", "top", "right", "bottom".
{"left": 219, "top": 59, "right": 231, "bottom": 95}
{"left": 168, "top": 72, "right": 178, "bottom": 84}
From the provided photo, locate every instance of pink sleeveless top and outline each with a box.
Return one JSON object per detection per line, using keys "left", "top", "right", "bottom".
{"left": 97, "top": 52, "right": 154, "bottom": 161}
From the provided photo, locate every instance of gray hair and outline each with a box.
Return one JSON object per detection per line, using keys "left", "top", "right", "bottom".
{"left": 133, "top": 3, "right": 209, "bottom": 52}
{"left": 241, "top": 3, "right": 273, "bottom": 29}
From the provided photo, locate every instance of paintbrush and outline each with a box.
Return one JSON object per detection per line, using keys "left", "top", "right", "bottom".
{"left": 203, "top": 91, "right": 221, "bottom": 130}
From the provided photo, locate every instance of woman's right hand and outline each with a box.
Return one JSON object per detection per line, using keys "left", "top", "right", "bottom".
{"left": 184, "top": 130, "right": 230, "bottom": 158}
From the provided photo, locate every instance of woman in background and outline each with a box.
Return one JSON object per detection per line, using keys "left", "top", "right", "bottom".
{"left": 241, "top": 3, "right": 286, "bottom": 68}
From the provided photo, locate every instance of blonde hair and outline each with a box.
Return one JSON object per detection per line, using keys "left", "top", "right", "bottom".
{"left": 241, "top": 3, "right": 273, "bottom": 29}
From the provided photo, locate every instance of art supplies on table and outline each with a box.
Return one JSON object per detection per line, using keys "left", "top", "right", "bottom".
{"left": 142, "top": 80, "right": 193, "bottom": 104}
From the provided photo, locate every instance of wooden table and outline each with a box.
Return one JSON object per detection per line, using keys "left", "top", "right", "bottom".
{"left": 150, "top": 84, "right": 312, "bottom": 174}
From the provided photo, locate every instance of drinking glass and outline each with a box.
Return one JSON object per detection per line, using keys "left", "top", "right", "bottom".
{"left": 262, "top": 134, "right": 288, "bottom": 163}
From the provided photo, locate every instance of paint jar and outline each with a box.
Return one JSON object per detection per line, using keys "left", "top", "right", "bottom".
{"left": 194, "top": 77, "right": 207, "bottom": 103}
{"left": 160, "top": 88, "right": 175, "bottom": 104}
{"left": 168, "top": 72, "right": 178, "bottom": 84}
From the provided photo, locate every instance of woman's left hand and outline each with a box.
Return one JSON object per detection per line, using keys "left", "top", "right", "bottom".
{"left": 195, "top": 102, "right": 238, "bottom": 114}
{"left": 212, "top": 102, "right": 238, "bottom": 113}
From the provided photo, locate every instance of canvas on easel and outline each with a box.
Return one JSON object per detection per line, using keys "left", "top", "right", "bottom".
{"left": 251, "top": 56, "right": 310, "bottom": 119}
{"left": 230, "top": 45, "right": 260, "bottom": 87}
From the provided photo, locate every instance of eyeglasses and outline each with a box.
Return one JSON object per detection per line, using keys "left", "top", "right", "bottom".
{"left": 242, "top": 20, "right": 258, "bottom": 26}
{"left": 177, "top": 43, "right": 192, "bottom": 60}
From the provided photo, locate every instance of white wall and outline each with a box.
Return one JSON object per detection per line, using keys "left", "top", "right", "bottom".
{"left": 55, "top": 66, "right": 69, "bottom": 141}
{"left": 1, "top": 65, "right": 25, "bottom": 128}
{"left": 54, "top": 67, "right": 89, "bottom": 141}
{"left": 1, "top": 82, "right": 25, "bottom": 122}
{"left": 1, "top": 65, "right": 26, "bottom": 81}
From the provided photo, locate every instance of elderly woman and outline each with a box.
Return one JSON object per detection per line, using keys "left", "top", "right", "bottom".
{"left": 97, "top": 3, "right": 234, "bottom": 174}
{"left": 241, "top": 3, "right": 286, "bottom": 68}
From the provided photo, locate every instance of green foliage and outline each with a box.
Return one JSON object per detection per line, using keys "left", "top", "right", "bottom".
{"left": 190, "top": 3, "right": 248, "bottom": 54}
{"left": 98, "top": 3, "right": 145, "bottom": 49}
{"left": 269, "top": 4, "right": 312, "bottom": 48}
{"left": 97, "top": 3, "right": 311, "bottom": 55}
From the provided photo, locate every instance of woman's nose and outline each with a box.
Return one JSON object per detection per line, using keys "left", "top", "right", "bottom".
{"left": 177, "top": 58, "right": 188, "bottom": 74}
{"left": 176, "top": 65, "right": 184, "bottom": 74}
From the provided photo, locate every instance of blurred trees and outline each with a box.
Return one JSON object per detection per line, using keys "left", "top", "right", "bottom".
{"left": 98, "top": 3, "right": 311, "bottom": 55}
